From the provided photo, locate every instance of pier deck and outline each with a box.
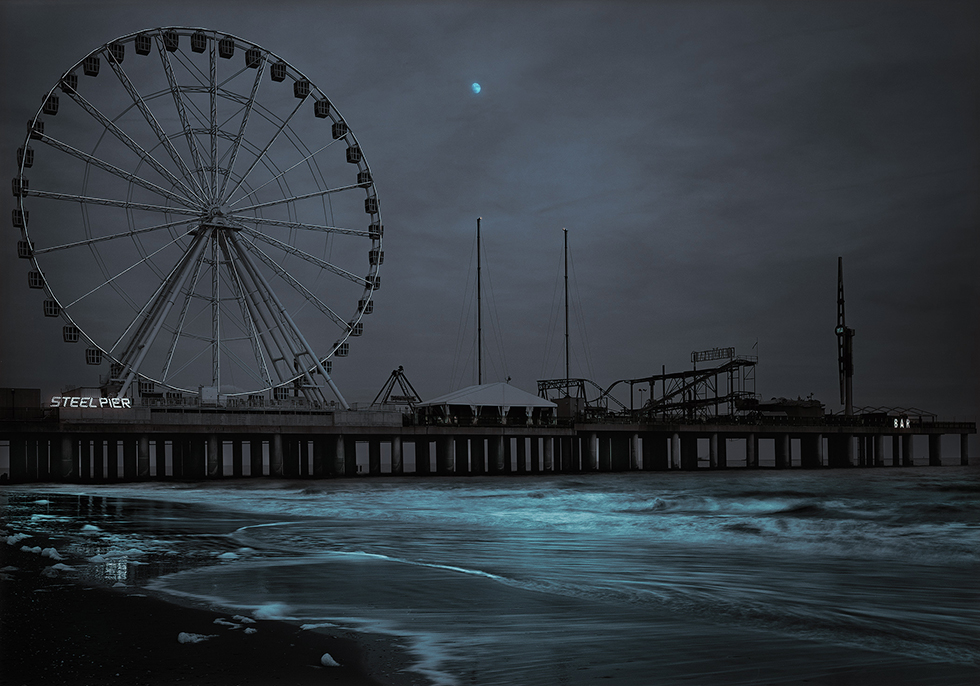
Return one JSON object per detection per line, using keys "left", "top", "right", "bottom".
{"left": 1, "top": 405, "right": 974, "bottom": 482}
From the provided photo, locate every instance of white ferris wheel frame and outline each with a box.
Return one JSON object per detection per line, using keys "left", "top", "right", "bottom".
{"left": 14, "top": 27, "right": 385, "bottom": 410}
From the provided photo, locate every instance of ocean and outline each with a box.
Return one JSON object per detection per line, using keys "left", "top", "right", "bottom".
{"left": 2, "top": 468, "right": 978, "bottom": 685}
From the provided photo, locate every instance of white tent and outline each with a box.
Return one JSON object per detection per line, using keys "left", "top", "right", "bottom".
{"left": 417, "top": 382, "right": 556, "bottom": 425}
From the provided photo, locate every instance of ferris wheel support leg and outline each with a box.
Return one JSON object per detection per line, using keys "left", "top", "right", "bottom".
{"left": 218, "top": 235, "right": 272, "bottom": 386}
{"left": 117, "top": 230, "right": 212, "bottom": 398}
{"left": 211, "top": 237, "right": 221, "bottom": 388}
{"left": 227, "top": 233, "right": 349, "bottom": 410}
{"left": 223, "top": 238, "right": 305, "bottom": 389}
{"left": 230, "top": 236, "right": 343, "bottom": 409}
{"left": 114, "top": 230, "right": 205, "bottom": 366}
{"left": 160, "top": 243, "right": 210, "bottom": 382}
{"left": 225, "top": 235, "right": 328, "bottom": 399}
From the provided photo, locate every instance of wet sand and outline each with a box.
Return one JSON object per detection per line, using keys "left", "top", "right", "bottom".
{"left": 0, "top": 539, "right": 412, "bottom": 686}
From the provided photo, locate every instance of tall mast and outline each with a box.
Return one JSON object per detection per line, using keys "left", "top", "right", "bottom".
{"left": 477, "top": 217, "right": 482, "bottom": 385}
{"left": 836, "top": 256, "right": 854, "bottom": 415}
{"left": 564, "top": 227, "right": 569, "bottom": 397}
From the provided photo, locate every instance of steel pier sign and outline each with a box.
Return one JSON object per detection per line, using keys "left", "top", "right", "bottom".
{"left": 51, "top": 396, "right": 132, "bottom": 409}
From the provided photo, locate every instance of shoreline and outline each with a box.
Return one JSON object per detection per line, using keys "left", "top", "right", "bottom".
{"left": 0, "top": 528, "right": 422, "bottom": 686}
{"left": 4, "top": 478, "right": 978, "bottom": 686}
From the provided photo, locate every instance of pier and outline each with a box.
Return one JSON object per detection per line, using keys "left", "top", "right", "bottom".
{"left": 1, "top": 398, "right": 973, "bottom": 483}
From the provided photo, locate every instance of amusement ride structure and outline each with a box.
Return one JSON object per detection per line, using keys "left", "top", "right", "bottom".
{"left": 13, "top": 28, "right": 382, "bottom": 409}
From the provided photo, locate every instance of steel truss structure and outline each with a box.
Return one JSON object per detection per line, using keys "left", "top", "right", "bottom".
{"left": 371, "top": 366, "right": 422, "bottom": 410}
{"left": 539, "top": 354, "right": 758, "bottom": 421}
{"left": 537, "top": 378, "right": 628, "bottom": 413}
{"left": 628, "top": 356, "right": 758, "bottom": 420}
{"left": 14, "top": 28, "right": 384, "bottom": 409}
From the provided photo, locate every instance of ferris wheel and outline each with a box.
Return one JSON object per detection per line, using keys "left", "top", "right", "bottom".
{"left": 13, "top": 28, "right": 384, "bottom": 410}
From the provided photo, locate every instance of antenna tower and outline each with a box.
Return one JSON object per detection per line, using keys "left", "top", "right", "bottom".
{"left": 836, "top": 257, "right": 855, "bottom": 415}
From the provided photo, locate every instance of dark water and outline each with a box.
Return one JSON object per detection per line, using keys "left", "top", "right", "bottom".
{"left": 3, "top": 469, "right": 978, "bottom": 685}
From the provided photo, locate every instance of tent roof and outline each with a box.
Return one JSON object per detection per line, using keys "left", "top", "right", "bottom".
{"left": 418, "top": 382, "right": 556, "bottom": 409}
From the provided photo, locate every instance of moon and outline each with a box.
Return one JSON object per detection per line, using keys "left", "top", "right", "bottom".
{"left": 471, "top": 82, "right": 481, "bottom": 94}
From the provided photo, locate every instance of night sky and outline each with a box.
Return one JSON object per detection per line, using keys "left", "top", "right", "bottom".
{"left": 1, "top": 1, "right": 977, "bottom": 422}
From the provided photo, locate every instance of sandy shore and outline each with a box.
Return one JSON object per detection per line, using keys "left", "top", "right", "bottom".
{"left": 0, "top": 536, "right": 412, "bottom": 686}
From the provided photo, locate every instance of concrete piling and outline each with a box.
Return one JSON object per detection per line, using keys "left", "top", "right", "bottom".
{"left": 249, "top": 438, "right": 263, "bottom": 476}
{"left": 873, "top": 435, "right": 884, "bottom": 467}
{"left": 928, "top": 435, "right": 941, "bottom": 466}
{"left": 414, "top": 438, "right": 430, "bottom": 475}
{"left": 392, "top": 436, "right": 403, "bottom": 475}
{"left": 801, "top": 434, "right": 821, "bottom": 469}
{"left": 231, "top": 439, "right": 243, "bottom": 477}
{"left": 489, "top": 435, "right": 505, "bottom": 474}
{"left": 680, "top": 434, "right": 697, "bottom": 471}
{"left": 611, "top": 435, "right": 630, "bottom": 472}
{"left": 370, "top": 438, "right": 384, "bottom": 475}
{"left": 436, "top": 435, "right": 453, "bottom": 475}
{"left": 454, "top": 436, "right": 469, "bottom": 475}
{"left": 344, "top": 437, "right": 358, "bottom": 476}
{"left": 774, "top": 434, "right": 790, "bottom": 469}
{"left": 516, "top": 437, "right": 527, "bottom": 474}
{"left": 92, "top": 439, "right": 104, "bottom": 481}
{"left": 270, "top": 434, "right": 284, "bottom": 477}
{"left": 208, "top": 435, "right": 220, "bottom": 477}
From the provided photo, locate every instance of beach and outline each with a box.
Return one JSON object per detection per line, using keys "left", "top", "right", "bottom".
{"left": 1, "top": 469, "right": 978, "bottom": 685}
{"left": 0, "top": 540, "right": 390, "bottom": 685}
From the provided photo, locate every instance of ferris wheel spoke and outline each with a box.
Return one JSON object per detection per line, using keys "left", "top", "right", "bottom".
{"left": 33, "top": 217, "right": 195, "bottom": 255}
{"left": 239, "top": 227, "right": 371, "bottom": 287}
{"left": 238, "top": 237, "right": 348, "bottom": 329}
{"left": 160, "top": 239, "right": 210, "bottom": 382}
{"left": 229, "top": 214, "right": 370, "bottom": 238}
{"left": 228, "top": 233, "right": 346, "bottom": 408}
{"left": 156, "top": 40, "right": 209, "bottom": 195}
{"left": 217, "top": 55, "right": 266, "bottom": 202}
{"left": 28, "top": 189, "right": 202, "bottom": 217}
{"left": 226, "top": 138, "right": 341, "bottom": 208}
{"left": 104, "top": 48, "right": 208, "bottom": 202}
{"left": 63, "top": 87, "right": 201, "bottom": 201}
{"left": 232, "top": 182, "right": 366, "bottom": 213}
{"left": 33, "top": 132, "right": 200, "bottom": 210}
{"left": 168, "top": 44, "right": 210, "bottom": 89}
{"left": 210, "top": 236, "right": 221, "bottom": 386}
{"left": 209, "top": 38, "right": 219, "bottom": 200}
{"left": 64, "top": 228, "right": 197, "bottom": 309}
{"left": 221, "top": 96, "right": 307, "bottom": 204}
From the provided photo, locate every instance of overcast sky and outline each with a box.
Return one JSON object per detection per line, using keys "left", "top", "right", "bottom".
{"left": 0, "top": 0, "right": 977, "bottom": 421}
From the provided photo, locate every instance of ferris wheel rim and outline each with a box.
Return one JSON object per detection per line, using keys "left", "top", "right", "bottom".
{"left": 15, "top": 27, "right": 383, "bottom": 404}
